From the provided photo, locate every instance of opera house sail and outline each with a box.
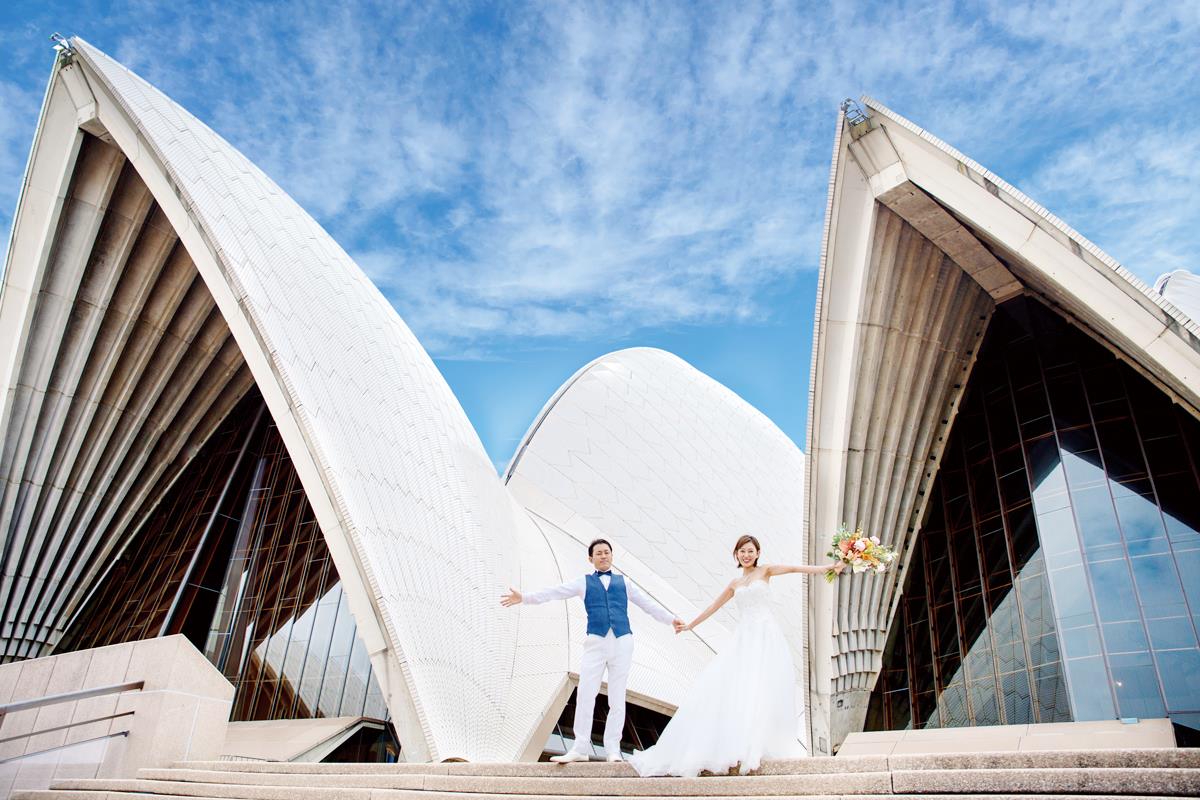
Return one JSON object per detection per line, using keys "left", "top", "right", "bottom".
{"left": 806, "top": 99, "right": 1200, "bottom": 753}
{"left": 0, "top": 38, "right": 809, "bottom": 762}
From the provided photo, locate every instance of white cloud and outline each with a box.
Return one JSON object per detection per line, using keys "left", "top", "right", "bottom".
{"left": 1, "top": 0, "right": 1197, "bottom": 354}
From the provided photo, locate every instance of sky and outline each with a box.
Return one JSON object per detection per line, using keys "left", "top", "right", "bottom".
{"left": 1, "top": 1, "right": 1197, "bottom": 470}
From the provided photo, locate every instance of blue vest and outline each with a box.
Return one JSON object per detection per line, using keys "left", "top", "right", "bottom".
{"left": 584, "top": 573, "right": 631, "bottom": 637}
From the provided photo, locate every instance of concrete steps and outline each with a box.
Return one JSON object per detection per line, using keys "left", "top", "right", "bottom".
{"left": 13, "top": 749, "right": 1200, "bottom": 799}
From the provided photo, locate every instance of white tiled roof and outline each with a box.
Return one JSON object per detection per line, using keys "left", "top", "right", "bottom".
{"left": 71, "top": 37, "right": 553, "bottom": 761}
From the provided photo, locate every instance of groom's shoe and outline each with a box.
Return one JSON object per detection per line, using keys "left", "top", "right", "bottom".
{"left": 606, "top": 754, "right": 623, "bottom": 762}
{"left": 550, "top": 751, "right": 589, "bottom": 763}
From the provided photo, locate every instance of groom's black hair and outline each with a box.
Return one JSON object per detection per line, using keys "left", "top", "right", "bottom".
{"left": 588, "top": 538, "right": 612, "bottom": 557}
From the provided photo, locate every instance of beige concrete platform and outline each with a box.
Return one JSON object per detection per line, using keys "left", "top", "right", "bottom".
{"left": 837, "top": 719, "right": 1177, "bottom": 756}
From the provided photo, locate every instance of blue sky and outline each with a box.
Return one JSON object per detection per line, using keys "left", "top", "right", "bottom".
{"left": 2, "top": 1, "right": 1198, "bottom": 469}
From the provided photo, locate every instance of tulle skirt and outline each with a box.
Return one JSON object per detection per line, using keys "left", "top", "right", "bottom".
{"left": 628, "top": 611, "right": 806, "bottom": 777}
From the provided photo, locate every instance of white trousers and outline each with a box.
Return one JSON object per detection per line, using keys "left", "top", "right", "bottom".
{"left": 572, "top": 632, "right": 635, "bottom": 755}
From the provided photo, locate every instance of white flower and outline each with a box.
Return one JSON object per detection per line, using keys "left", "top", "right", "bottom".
{"left": 853, "top": 539, "right": 868, "bottom": 552}
{"left": 870, "top": 536, "right": 880, "bottom": 545}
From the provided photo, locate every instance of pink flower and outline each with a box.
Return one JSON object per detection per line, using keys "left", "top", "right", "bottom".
{"left": 870, "top": 536, "right": 880, "bottom": 545}
{"left": 839, "top": 540, "right": 852, "bottom": 554}
{"left": 854, "top": 539, "right": 868, "bottom": 552}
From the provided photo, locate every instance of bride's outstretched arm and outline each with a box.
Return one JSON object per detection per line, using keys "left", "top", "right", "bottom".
{"left": 680, "top": 584, "right": 735, "bottom": 632}
{"left": 765, "top": 563, "right": 844, "bottom": 577}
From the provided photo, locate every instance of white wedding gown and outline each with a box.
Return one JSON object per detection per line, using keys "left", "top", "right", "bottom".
{"left": 628, "top": 580, "right": 806, "bottom": 777}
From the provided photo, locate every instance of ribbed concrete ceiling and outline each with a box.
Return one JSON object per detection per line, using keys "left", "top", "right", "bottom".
{"left": 0, "top": 133, "right": 252, "bottom": 661}
{"left": 828, "top": 204, "right": 993, "bottom": 698}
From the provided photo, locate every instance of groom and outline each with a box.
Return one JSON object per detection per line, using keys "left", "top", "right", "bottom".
{"left": 501, "top": 538, "right": 683, "bottom": 762}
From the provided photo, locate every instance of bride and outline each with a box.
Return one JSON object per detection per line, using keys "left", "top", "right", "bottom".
{"left": 628, "top": 534, "right": 841, "bottom": 777}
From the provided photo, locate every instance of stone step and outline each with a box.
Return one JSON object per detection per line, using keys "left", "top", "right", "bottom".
{"left": 173, "top": 748, "right": 1200, "bottom": 777}
{"left": 21, "top": 766, "right": 1200, "bottom": 800}
{"left": 890, "top": 767, "right": 1200, "bottom": 796}
{"left": 173, "top": 758, "right": 880, "bottom": 777}
{"left": 13, "top": 792, "right": 1197, "bottom": 800}
{"left": 134, "top": 769, "right": 894, "bottom": 795}
{"left": 22, "top": 774, "right": 889, "bottom": 798}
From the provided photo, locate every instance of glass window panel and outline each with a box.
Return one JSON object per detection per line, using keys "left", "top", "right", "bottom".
{"left": 952, "top": 531, "right": 983, "bottom": 595}
{"left": 1087, "top": 560, "right": 1139, "bottom": 622}
{"left": 1071, "top": 486, "right": 1122, "bottom": 550}
{"left": 979, "top": 523, "right": 1012, "bottom": 581}
{"left": 1130, "top": 391, "right": 1179, "bottom": 441}
{"left": 987, "top": 588, "right": 1021, "bottom": 641}
{"left": 938, "top": 684, "right": 969, "bottom": 726}
{"left": 1156, "top": 472, "right": 1200, "bottom": 542}
{"left": 1130, "top": 555, "right": 1188, "bottom": 619}
{"left": 914, "top": 691, "right": 939, "bottom": 728}
{"left": 1102, "top": 621, "right": 1149, "bottom": 654}
{"left": 989, "top": 406, "right": 1021, "bottom": 456}
{"left": 1109, "top": 652, "right": 1166, "bottom": 719}
{"left": 1019, "top": 572, "right": 1055, "bottom": 637}
{"left": 1007, "top": 505, "right": 1041, "bottom": 574}
{"left": 969, "top": 679, "right": 1000, "bottom": 725}
{"left": 1047, "top": 373, "right": 1090, "bottom": 431}
{"left": 937, "top": 652, "right": 964, "bottom": 688}
{"left": 1061, "top": 624, "right": 1102, "bottom": 659}
{"left": 1143, "top": 435, "right": 1187, "bottom": 481}
{"left": 1084, "top": 361, "right": 1122, "bottom": 402}
{"left": 1062, "top": 450, "right": 1107, "bottom": 490}
{"left": 1037, "top": 507, "right": 1080, "bottom": 558}
{"left": 1047, "top": 563, "right": 1093, "bottom": 626}
{"left": 1096, "top": 419, "right": 1147, "bottom": 480}
{"left": 886, "top": 688, "right": 912, "bottom": 731}
{"left": 1113, "top": 491, "right": 1166, "bottom": 543}
{"left": 1175, "top": 550, "right": 1200, "bottom": 613}
{"left": 1001, "top": 670, "right": 1034, "bottom": 725}
{"left": 1057, "top": 426, "right": 1098, "bottom": 456}
{"left": 1034, "top": 663, "right": 1072, "bottom": 723}
{"left": 1064, "top": 656, "right": 1116, "bottom": 720}
{"left": 1147, "top": 617, "right": 1197, "bottom": 651}
{"left": 1028, "top": 632, "right": 1061, "bottom": 667}
{"left": 1155, "top": 649, "right": 1200, "bottom": 713}
{"left": 970, "top": 460, "right": 1001, "bottom": 522}
{"left": 1085, "top": 543, "right": 1127, "bottom": 563}
{"left": 1127, "top": 537, "right": 1171, "bottom": 557}
{"left": 1027, "top": 441, "right": 1068, "bottom": 510}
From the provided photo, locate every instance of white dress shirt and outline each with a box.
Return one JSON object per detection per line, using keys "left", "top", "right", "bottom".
{"left": 523, "top": 573, "right": 676, "bottom": 625}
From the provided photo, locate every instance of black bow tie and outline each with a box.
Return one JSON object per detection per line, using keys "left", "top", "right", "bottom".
{"left": 594, "top": 570, "right": 612, "bottom": 576}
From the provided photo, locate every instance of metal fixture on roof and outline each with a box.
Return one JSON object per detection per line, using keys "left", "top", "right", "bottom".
{"left": 50, "top": 33, "right": 76, "bottom": 62}
{"left": 840, "top": 99, "right": 872, "bottom": 139}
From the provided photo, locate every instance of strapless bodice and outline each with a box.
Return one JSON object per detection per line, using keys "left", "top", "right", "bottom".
{"left": 733, "top": 579, "right": 774, "bottom": 617}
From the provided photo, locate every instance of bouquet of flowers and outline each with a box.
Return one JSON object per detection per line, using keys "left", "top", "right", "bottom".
{"left": 825, "top": 524, "right": 897, "bottom": 582}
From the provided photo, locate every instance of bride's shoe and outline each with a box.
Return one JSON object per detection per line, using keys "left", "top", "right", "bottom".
{"left": 550, "top": 751, "right": 589, "bottom": 763}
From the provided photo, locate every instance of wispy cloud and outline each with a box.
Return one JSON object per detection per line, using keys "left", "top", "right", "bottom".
{"left": 1, "top": 0, "right": 1198, "bottom": 358}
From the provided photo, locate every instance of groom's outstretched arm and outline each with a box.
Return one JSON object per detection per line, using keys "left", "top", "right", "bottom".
{"left": 627, "top": 581, "right": 682, "bottom": 627}
{"left": 504, "top": 576, "right": 586, "bottom": 606}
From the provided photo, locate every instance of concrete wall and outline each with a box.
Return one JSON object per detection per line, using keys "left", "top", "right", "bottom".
{"left": 838, "top": 718, "right": 1177, "bottom": 756}
{"left": 0, "top": 635, "right": 233, "bottom": 797}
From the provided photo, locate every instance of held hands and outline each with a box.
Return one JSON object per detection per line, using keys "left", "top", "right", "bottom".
{"left": 672, "top": 618, "right": 690, "bottom": 634}
{"left": 500, "top": 587, "right": 522, "bottom": 607}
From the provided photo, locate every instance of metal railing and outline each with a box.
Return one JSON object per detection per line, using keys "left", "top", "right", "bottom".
{"left": 0, "top": 680, "right": 143, "bottom": 765}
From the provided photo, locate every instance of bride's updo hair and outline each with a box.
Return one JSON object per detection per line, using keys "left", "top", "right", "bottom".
{"left": 733, "top": 534, "right": 761, "bottom": 567}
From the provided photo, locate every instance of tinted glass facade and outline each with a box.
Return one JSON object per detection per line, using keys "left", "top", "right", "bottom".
{"left": 867, "top": 297, "right": 1200, "bottom": 734}
{"left": 60, "top": 390, "right": 389, "bottom": 723}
